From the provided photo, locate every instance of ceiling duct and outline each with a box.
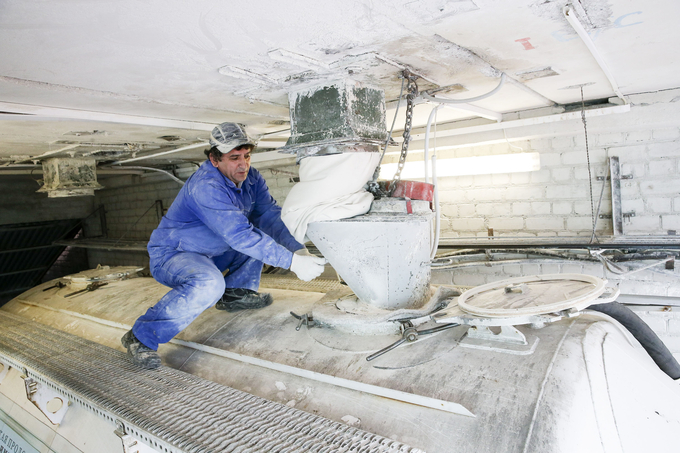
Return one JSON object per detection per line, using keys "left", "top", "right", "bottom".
{"left": 279, "top": 80, "right": 387, "bottom": 161}
{"left": 36, "top": 158, "right": 103, "bottom": 197}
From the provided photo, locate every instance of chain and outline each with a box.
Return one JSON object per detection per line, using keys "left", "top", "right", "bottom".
{"left": 388, "top": 70, "right": 419, "bottom": 196}
{"left": 581, "top": 86, "right": 596, "bottom": 242}
{"left": 366, "top": 75, "right": 406, "bottom": 199}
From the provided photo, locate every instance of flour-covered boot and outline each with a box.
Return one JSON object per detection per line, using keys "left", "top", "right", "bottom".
{"left": 121, "top": 330, "right": 161, "bottom": 370}
{"left": 215, "top": 288, "right": 273, "bottom": 312}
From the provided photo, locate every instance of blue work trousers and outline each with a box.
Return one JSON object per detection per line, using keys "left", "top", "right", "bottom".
{"left": 133, "top": 249, "right": 264, "bottom": 350}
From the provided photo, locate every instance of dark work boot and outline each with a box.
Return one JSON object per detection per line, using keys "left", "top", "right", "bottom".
{"left": 215, "top": 288, "right": 273, "bottom": 312}
{"left": 121, "top": 330, "right": 161, "bottom": 370}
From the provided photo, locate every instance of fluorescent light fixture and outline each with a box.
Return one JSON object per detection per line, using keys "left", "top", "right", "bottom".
{"left": 380, "top": 152, "right": 540, "bottom": 179}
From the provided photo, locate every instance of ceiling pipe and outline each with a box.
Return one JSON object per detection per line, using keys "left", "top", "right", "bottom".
{"left": 421, "top": 73, "right": 507, "bottom": 104}
{"left": 0, "top": 166, "right": 145, "bottom": 175}
{"left": 423, "top": 104, "right": 444, "bottom": 184}
{"left": 109, "top": 166, "right": 186, "bottom": 185}
{"left": 440, "top": 103, "right": 502, "bottom": 122}
{"left": 0, "top": 101, "right": 216, "bottom": 131}
{"left": 420, "top": 100, "right": 502, "bottom": 122}
{"left": 3, "top": 144, "right": 80, "bottom": 165}
{"left": 422, "top": 73, "right": 505, "bottom": 182}
{"left": 504, "top": 76, "right": 557, "bottom": 106}
{"left": 562, "top": 5, "right": 628, "bottom": 104}
{"left": 107, "top": 142, "right": 208, "bottom": 165}
{"left": 0, "top": 164, "right": 184, "bottom": 185}
{"left": 407, "top": 103, "right": 630, "bottom": 141}
{"left": 419, "top": 75, "right": 505, "bottom": 164}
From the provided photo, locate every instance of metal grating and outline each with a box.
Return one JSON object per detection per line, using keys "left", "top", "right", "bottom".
{"left": 0, "top": 311, "right": 424, "bottom": 453}
{"left": 0, "top": 219, "right": 82, "bottom": 302}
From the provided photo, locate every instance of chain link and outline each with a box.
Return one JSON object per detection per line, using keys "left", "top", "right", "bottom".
{"left": 388, "top": 70, "right": 419, "bottom": 196}
{"left": 581, "top": 86, "right": 596, "bottom": 242}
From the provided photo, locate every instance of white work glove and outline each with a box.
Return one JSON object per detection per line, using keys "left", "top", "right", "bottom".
{"left": 290, "top": 250, "right": 326, "bottom": 282}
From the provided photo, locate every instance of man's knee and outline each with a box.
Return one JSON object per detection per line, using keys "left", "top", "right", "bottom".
{"left": 191, "top": 271, "right": 225, "bottom": 301}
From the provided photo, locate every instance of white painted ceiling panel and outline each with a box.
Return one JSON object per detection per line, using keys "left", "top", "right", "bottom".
{"left": 0, "top": 0, "right": 678, "bottom": 165}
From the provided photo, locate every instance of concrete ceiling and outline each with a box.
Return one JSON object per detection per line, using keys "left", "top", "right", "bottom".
{"left": 0, "top": 0, "right": 678, "bottom": 169}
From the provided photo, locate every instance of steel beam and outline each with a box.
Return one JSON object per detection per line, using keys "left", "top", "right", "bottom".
{"left": 610, "top": 156, "right": 624, "bottom": 236}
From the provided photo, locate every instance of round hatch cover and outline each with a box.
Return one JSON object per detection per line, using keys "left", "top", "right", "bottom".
{"left": 458, "top": 273, "right": 607, "bottom": 318}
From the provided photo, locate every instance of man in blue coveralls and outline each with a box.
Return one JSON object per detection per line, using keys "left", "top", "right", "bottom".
{"left": 122, "top": 122, "right": 326, "bottom": 369}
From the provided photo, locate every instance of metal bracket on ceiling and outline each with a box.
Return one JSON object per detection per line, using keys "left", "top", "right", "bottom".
{"left": 23, "top": 377, "right": 70, "bottom": 425}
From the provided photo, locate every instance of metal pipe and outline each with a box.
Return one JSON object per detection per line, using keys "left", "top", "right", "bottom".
{"left": 406, "top": 104, "right": 630, "bottom": 141}
{"left": 108, "top": 166, "right": 186, "bottom": 186}
{"left": 436, "top": 236, "right": 680, "bottom": 249}
{"left": 0, "top": 167, "right": 145, "bottom": 175}
{"left": 421, "top": 73, "right": 506, "bottom": 104}
{"left": 563, "top": 5, "right": 628, "bottom": 104}
{"left": 107, "top": 142, "right": 207, "bottom": 165}
{"left": 430, "top": 155, "right": 441, "bottom": 261}
{"left": 2, "top": 144, "right": 80, "bottom": 166}
{"left": 423, "top": 104, "right": 444, "bottom": 183}
{"left": 504, "top": 75, "right": 557, "bottom": 106}
{"left": 436, "top": 102, "right": 503, "bottom": 122}
{"left": 0, "top": 101, "right": 217, "bottom": 130}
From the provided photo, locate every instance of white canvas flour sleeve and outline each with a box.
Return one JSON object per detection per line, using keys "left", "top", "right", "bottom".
{"left": 281, "top": 153, "right": 381, "bottom": 243}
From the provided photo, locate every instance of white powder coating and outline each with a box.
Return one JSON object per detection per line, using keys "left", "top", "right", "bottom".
{"left": 529, "top": 0, "right": 613, "bottom": 30}
{"left": 1, "top": 0, "right": 679, "bottom": 169}
{"left": 275, "top": 381, "right": 287, "bottom": 391}
{"left": 281, "top": 153, "right": 380, "bottom": 243}
{"left": 6, "top": 270, "right": 680, "bottom": 452}
{"left": 341, "top": 415, "right": 361, "bottom": 427}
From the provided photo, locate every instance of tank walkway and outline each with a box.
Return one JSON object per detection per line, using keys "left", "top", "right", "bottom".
{"left": 0, "top": 311, "right": 423, "bottom": 453}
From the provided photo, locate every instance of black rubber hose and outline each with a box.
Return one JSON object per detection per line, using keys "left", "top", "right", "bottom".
{"left": 588, "top": 302, "right": 680, "bottom": 380}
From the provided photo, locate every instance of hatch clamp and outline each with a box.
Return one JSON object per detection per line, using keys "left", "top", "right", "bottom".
{"left": 366, "top": 321, "right": 459, "bottom": 362}
{"left": 290, "top": 311, "right": 315, "bottom": 330}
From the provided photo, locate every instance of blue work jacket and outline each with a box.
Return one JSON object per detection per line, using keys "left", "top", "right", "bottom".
{"left": 148, "top": 160, "right": 302, "bottom": 269}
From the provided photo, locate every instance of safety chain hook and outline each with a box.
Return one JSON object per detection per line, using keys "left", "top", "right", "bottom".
{"left": 388, "top": 70, "right": 419, "bottom": 197}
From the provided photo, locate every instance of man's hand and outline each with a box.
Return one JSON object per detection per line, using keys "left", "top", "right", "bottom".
{"left": 290, "top": 250, "right": 326, "bottom": 281}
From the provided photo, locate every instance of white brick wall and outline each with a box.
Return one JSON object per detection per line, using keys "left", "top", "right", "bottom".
{"left": 526, "top": 217, "right": 564, "bottom": 231}
{"left": 411, "top": 90, "right": 680, "bottom": 238}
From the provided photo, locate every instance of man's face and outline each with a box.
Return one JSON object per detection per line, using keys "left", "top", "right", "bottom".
{"left": 210, "top": 146, "right": 251, "bottom": 184}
